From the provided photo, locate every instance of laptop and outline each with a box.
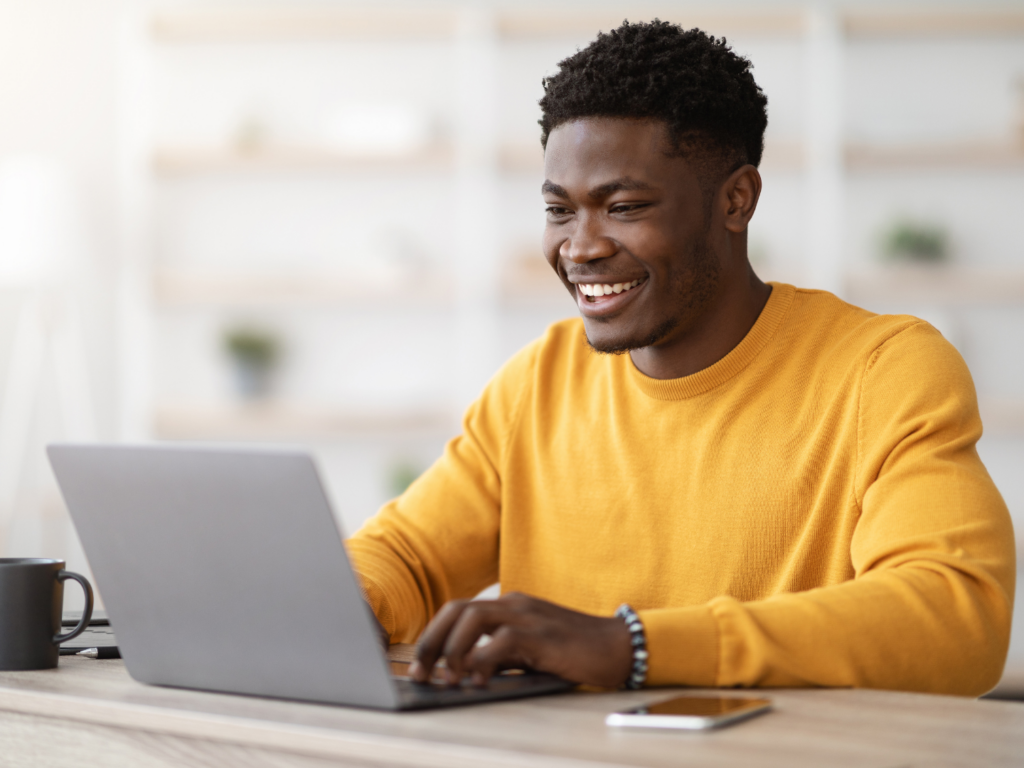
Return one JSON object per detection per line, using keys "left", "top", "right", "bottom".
{"left": 47, "top": 444, "right": 573, "bottom": 710}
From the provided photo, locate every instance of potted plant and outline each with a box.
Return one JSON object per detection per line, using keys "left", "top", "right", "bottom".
{"left": 223, "top": 327, "right": 281, "bottom": 400}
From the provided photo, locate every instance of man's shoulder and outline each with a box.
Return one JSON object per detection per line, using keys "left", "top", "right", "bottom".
{"left": 785, "top": 284, "right": 936, "bottom": 361}
{"left": 483, "top": 317, "right": 588, "bottom": 397}
{"left": 502, "top": 317, "right": 590, "bottom": 373}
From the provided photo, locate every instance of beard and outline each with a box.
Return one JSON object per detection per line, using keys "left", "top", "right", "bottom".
{"left": 585, "top": 233, "right": 721, "bottom": 355}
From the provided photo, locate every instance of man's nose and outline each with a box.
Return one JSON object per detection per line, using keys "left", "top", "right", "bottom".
{"left": 561, "top": 214, "right": 616, "bottom": 264}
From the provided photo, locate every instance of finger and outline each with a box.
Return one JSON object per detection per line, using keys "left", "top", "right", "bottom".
{"left": 464, "top": 627, "right": 529, "bottom": 686}
{"left": 441, "top": 602, "right": 513, "bottom": 683}
{"left": 411, "top": 600, "right": 470, "bottom": 682}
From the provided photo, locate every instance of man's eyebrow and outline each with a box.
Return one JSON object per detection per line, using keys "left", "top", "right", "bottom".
{"left": 541, "top": 177, "right": 656, "bottom": 200}
{"left": 541, "top": 180, "right": 568, "bottom": 197}
{"left": 588, "top": 178, "right": 655, "bottom": 199}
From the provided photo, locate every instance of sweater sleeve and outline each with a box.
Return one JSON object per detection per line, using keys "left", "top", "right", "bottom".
{"left": 344, "top": 341, "right": 539, "bottom": 643}
{"left": 638, "top": 322, "right": 1016, "bottom": 696}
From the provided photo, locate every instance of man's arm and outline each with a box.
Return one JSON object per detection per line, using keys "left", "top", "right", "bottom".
{"left": 345, "top": 340, "right": 541, "bottom": 644}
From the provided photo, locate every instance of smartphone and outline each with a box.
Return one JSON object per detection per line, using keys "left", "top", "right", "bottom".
{"left": 605, "top": 695, "right": 772, "bottom": 730}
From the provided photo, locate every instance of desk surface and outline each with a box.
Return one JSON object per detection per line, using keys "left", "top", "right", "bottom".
{"left": 2, "top": 651, "right": 1024, "bottom": 768}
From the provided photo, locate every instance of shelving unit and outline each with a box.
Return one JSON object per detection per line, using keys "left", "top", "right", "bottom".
{"left": 118, "top": 2, "right": 1024, "bottom": 447}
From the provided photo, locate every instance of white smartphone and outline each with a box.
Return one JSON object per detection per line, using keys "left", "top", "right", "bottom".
{"left": 605, "top": 695, "right": 772, "bottom": 730}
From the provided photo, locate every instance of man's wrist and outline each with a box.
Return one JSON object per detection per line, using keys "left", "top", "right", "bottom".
{"left": 615, "top": 604, "right": 649, "bottom": 689}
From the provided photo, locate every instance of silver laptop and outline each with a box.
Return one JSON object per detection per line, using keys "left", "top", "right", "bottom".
{"left": 47, "top": 444, "right": 572, "bottom": 710}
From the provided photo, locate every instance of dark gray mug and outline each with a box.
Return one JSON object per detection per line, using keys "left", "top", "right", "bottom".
{"left": 0, "top": 558, "right": 93, "bottom": 670}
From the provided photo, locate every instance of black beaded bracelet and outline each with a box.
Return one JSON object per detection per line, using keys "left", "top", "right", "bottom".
{"left": 615, "top": 603, "right": 648, "bottom": 689}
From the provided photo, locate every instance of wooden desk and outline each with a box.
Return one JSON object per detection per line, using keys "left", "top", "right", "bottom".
{"left": 2, "top": 654, "right": 1024, "bottom": 768}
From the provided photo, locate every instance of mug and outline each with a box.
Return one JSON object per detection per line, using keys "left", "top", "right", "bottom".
{"left": 0, "top": 558, "right": 93, "bottom": 670}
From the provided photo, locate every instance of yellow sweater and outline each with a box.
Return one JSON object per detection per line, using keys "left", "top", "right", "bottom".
{"left": 348, "top": 283, "right": 1015, "bottom": 695}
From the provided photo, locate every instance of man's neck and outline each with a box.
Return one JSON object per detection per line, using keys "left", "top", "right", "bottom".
{"left": 628, "top": 268, "right": 772, "bottom": 380}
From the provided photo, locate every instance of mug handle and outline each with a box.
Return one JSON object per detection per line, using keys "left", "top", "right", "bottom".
{"left": 53, "top": 570, "right": 94, "bottom": 644}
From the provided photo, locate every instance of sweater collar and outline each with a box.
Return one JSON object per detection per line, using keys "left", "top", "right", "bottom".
{"left": 627, "top": 282, "right": 795, "bottom": 400}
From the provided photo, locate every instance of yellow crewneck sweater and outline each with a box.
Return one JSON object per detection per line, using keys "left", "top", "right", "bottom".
{"left": 347, "top": 283, "right": 1015, "bottom": 695}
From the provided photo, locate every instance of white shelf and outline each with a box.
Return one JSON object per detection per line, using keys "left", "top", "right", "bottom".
{"left": 153, "top": 403, "right": 456, "bottom": 440}
{"left": 154, "top": 272, "right": 454, "bottom": 309}
{"left": 845, "top": 268, "right": 1024, "bottom": 307}
{"left": 152, "top": 145, "right": 454, "bottom": 176}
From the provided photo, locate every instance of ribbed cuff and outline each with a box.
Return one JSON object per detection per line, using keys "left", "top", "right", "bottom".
{"left": 638, "top": 605, "right": 719, "bottom": 687}
{"left": 345, "top": 538, "right": 422, "bottom": 641}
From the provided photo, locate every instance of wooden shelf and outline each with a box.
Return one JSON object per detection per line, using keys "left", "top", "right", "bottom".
{"left": 153, "top": 145, "right": 453, "bottom": 176}
{"left": 152, "top": 8, "right": 459, "bottom": 42}
{"left": 845, "top": 10, "right": 1024, "bottom": 38}
{"left": 845, "top": 267, "right": 1024, "bottom": 307}
{"left": 979, "top": 399, "right": 1024, "bottom": 438}
{"left": 497, "top": 9, "right": 806, "bottom": 39}
{"left": 154, "top": 272, "right": 453, "bottom": 309}
{"left": 846, "top": 141, "right": 1024, "bottom": 171}
{"left": 153, "top": 403, "right": 456, "bottom": 440}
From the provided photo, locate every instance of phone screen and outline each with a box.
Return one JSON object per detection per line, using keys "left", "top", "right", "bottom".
{"left": 635, "top": 696, "right": 771, "bottom": 717}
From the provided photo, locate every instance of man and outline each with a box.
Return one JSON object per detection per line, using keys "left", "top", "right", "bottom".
{"left": 347, "top": 21, "right": 1014, "bottom": 695}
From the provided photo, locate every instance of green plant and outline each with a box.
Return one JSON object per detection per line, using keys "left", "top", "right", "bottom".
{"left": 223, "top": 328, "right": 280, "bottom": 367}
{"left": 388, "top": 461, "right": 422, "bottom": 497}
{"left": 882, "top": 220, "right": 949, "bottom": 264}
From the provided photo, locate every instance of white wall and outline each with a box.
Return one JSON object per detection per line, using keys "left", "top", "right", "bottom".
{"left": 0, "top": 0, "right": 125, "bottom": 605}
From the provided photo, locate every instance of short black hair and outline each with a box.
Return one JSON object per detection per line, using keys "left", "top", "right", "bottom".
{"left": 539, "top": 20, "right": 768, "bottom": 189}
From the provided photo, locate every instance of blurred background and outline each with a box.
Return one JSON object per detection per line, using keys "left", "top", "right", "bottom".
{"left": 1, "top": 0, "right": 1022, "bottom": 690}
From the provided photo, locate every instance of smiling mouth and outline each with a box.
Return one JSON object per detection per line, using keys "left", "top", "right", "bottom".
{"left": 576, "top": 279, "right": 643, "bottom": 301}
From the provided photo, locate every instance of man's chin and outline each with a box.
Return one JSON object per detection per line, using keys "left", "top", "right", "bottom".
{"left": 582, "top": 316, "right": 679, "bottom": 355}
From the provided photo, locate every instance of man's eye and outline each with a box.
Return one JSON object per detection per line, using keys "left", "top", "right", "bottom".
{"left": 611, "top": 203, "right": 647, "bottom": 214}
{"left": 545, "top": 206, "right": 571, "bottom": 217}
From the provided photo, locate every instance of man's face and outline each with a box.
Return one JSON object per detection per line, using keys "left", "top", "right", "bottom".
{"left": 542, "top": 118, "right": 721, "bottom": 354}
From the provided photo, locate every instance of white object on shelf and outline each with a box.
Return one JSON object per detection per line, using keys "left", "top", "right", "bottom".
{"left": 322, "top": 103, "right": 433, "bottom": 157}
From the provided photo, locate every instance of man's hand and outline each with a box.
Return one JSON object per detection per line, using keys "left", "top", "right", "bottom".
{"left": 407, "top": 592, "right": 634, "bottom": 688}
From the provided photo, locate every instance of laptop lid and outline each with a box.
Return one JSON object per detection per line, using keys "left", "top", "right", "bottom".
{"left": 47, "top": 443, "right": 398, "bottom": 709}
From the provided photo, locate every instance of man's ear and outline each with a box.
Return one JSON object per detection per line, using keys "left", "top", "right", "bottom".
{"left": 721, "top": 165, "right": 762, "bottom": 233}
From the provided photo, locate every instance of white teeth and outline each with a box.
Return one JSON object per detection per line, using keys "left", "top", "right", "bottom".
{"left": 577, "top": 279, "right": 642, "bottom": 298}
